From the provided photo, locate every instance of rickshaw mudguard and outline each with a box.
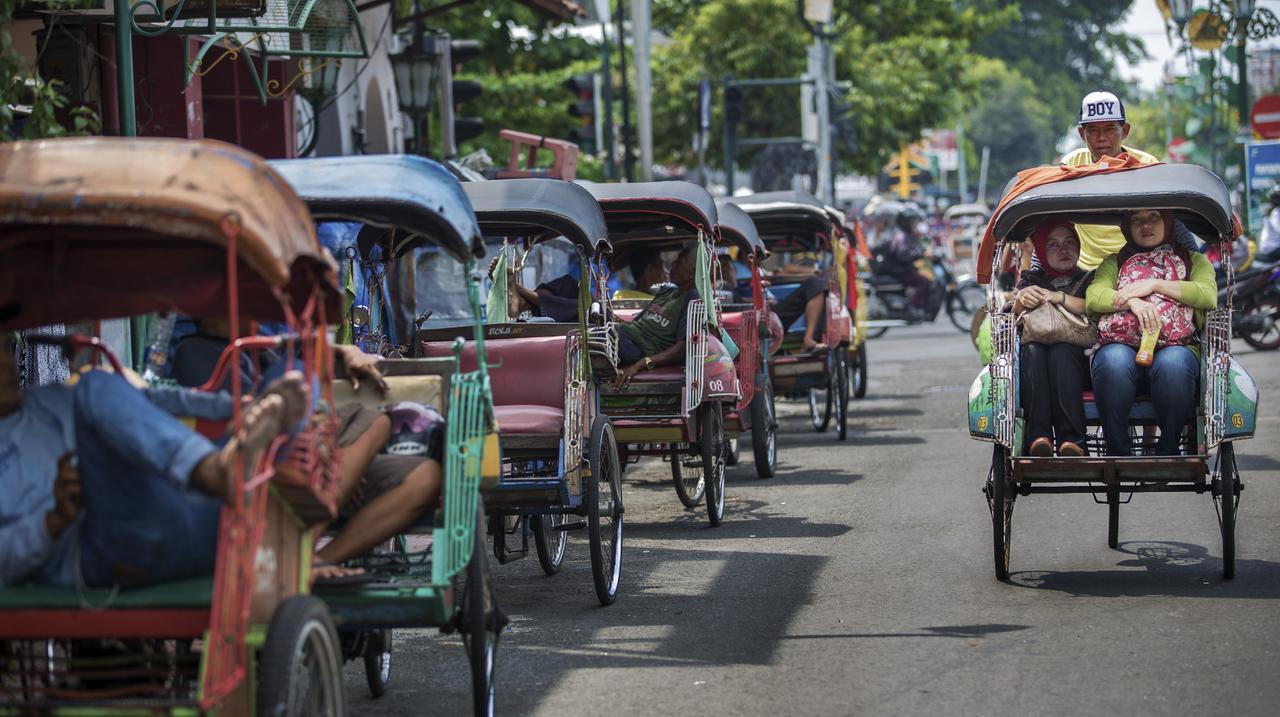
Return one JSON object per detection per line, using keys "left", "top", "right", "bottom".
{"left": 1220, "top": 358, "right": 1259, "bottom": 441}
{"left": 703, "top": 335, "right": 739, "bottom": 400}
{"left": 967, "top": 367, "right": 996, "bottom": 440}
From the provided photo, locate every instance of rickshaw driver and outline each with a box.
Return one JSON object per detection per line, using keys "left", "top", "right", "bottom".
{"left": 1061, "top": 90, "right": 1199, "bottom": 269}
{"left": 613, "top": 243, "right": 700, "bottom": 389}
{"left": 0, "top": 332, "right": 308, "bottom": 589}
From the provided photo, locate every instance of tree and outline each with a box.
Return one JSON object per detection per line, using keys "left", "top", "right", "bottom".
{"left": 1, "top": 0, "right": 101, "bottom": 140}
{"left": 959, "top": 57, "right": 1058, "bottom": 193}
{"left": 649, "top": 0, "right": 1016, "bottom": 178}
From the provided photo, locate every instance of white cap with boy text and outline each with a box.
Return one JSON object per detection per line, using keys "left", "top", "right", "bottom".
{"left": 1077, "top": 91, "right": 1126, "bottom": 125}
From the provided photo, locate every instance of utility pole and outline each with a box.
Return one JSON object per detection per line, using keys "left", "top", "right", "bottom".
{"left": 631, "top": 0, "right": 653, "bottom": 180}
{"left": 616, "top": 0, "right": 634, "bottom": 181}
{"left": 810, "top": 39, "right": 833, "bottom": 205}
{"left": 956, "top": 123, "right": 970, "bottom": 203}
{"left": 599, "top": 6, "right": 617, "bottom": 180}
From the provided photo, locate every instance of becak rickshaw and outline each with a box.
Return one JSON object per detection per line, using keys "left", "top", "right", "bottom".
{"left": 942, "top": 202, "right": 990, "bottom": 274}
{"left": 729, "top": 191, "right": 855, "bottom": 441}
{"left": 969, "top": 162, "right": 1258, "bottom": 581}
{"left": 588, "top": 181, "right": 738, "bottom": 526}
{"left": 0, "top": 138, "right": 346, "bottom": 714}
{"left": 827, "top": 204, "right": 870, "bottom": 401}
{"left": 415, "top": 178, "right": 625, "bottom": 607}
{"left": 270, "top": 155, "right": 503, "bottom": 713}
{"left": 714, "top": 200, "right": 780, "bottom": 479}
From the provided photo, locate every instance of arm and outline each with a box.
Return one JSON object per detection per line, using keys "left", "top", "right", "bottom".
{"left": 1110, "top": 253, "right": 1218, "bottom": 310}
{"left": 1085, "top": 256, "right": 1120, "bottom": 314}
{"left": 144, "top": 386, "right": 236, "bottom": 421}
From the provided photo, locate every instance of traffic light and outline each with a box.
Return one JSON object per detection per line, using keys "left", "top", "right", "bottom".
{"left": 565, "top": 73, "right": 597, "bottom": 154}
{"left": 449, "top": 39, "right": 484, "bottom": 144}
{"left": 829, "top": 96, "right": 857, "bottom": 154}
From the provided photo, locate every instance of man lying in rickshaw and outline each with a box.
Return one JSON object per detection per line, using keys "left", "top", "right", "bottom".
{"left": 1087, "top": 209, "right": 1217, "bottom": 456}
{"left": 0, "top": 331, "right": 307, "bottom": 589}
{"left": 169, "top": 321, "right": 443, "bottom": 578}
{"left": 612, "top": 243, "right": 700, "bottom": 388}
{"left": 762, "top": 244, "right": 831, "bottom": 353}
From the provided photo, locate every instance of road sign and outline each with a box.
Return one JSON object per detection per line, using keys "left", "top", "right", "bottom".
{"left": 1251, "top": 95, "right": 1280, "bottom": 139}
{"left": 1245, "top": 140, "right": 1280, "bottom": 232}
{"left": 1166, "top": 136, "right": 1193, "bottom": 163}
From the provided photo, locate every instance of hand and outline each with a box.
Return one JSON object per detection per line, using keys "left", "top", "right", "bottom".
{"left": 1127, "top": 298, "right": 1162, "bottom": 334}
{"left": 1113, "top": 279, "right": 1160, "bottom": 307}
{"left": 45, "top": 453, "right": 82, "bottom": 539}
{"left": 337, "top": 344, "right": 388, "bottom": 397}
{"left": 1017, "top": 286, "right": 1050, "bottom": 311}
{"left": 612, "top": 362, "right": 643, "bottom": 391}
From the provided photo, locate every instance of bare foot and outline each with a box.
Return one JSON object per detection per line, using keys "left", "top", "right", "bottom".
{"left": 802, "top": 339, "right": 828, "bottom": 353}
{"left": 261, "top": 370, "right": 309, "bottom": 428}
{"left": 311, "top": 560, "right": 366, "bottom": 586}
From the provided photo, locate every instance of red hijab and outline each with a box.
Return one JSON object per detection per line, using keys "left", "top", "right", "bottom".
{"left": 1029, "top": 219, "right": 1080, "bottom": 278}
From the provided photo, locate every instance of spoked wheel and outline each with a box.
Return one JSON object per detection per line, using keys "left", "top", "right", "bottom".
{"left": 363, "top": 629, "right": 392, "bottom": 699}
{"left": 808, "top": 351, "right": 834, "bottom": 432}
{"left": 701, "top": 403, "right": 727, "bottom": 527}
{"left": 460, "top": 501, "right": 503, "bottom": 717}
{"left": 1240, "top": 295, "right": 1280, "bottom": 351}
{"left": 531, "top": 513, "right": 568, "bottom": 576}
{"left": 851, "top": 342, "right": 868, "bottom": 399}
{"left": 985, "top": 444, "right": 1015, "bottom": 581}
{"left": 948, "top": 281, "right": 988, "bottom": 333}
{"left": 587, "top": 416, "right": 624, "bottom": 605}
{"left": 670, "top": 445, "right": 706, "bottom": 507}
{"left": 750, "top": 374, "right": 777, "bottom": 479}
{"left": 257, "top": 595, "right": 346, "bottom": 717}
{"left": 835, "top": 347, "right": 850, "bottom": 441}
{"left": 1214, "top": 442, "right": 1241, "bottom": 579}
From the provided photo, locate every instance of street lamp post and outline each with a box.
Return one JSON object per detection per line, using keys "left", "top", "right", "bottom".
{"left": 1234, "top": 0, "right": 1257, "bottom": 234}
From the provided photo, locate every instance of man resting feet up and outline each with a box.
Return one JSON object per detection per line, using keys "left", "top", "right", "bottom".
{"left": 0, "top": 331, "right": 307, "bottom": 588}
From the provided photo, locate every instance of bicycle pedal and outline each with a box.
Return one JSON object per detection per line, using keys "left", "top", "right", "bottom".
{"left": 554, "top": 520, "right": 587, "bottom": 531}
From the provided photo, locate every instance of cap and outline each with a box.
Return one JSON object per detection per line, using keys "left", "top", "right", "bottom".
{"left": 1077, "top": 91, "right": 1126, "bottom": 125}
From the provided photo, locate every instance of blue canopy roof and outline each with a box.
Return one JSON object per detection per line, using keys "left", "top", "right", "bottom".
{"left": 269, "top": 155, "right": 484, "bottom": 262}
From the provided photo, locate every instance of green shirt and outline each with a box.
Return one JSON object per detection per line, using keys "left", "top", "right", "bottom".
{"left": 618, "top": 285, "right": 698, "bottom": 356}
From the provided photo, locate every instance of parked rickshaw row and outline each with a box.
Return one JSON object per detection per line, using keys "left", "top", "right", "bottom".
{"left": 0, "top": 137, "right": 872, "bottom": 716}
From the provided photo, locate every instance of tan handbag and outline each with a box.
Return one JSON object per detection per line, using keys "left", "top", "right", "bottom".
{"left": 1018, "top": 301, "right": 1099, "bottom": 347}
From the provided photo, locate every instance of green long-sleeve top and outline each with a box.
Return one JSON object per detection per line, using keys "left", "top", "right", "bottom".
{"left": 1085, "top": 250, "right": 1217, "bottom": 355}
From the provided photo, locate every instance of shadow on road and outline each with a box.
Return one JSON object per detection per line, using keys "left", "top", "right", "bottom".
{"left": 778, "top": 623, "right": 1030, "bottom": 640}
{"left": 1008, "top": 540, "right": 1280, "bottom": 598}
{"left": 624, "top": 497, "right": 854, "bottom": 541}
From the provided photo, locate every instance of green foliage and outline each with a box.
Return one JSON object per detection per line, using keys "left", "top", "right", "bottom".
{"left": 957, "top": 57, "right": 1057, "bottom": 189}
{"left": 651, "top": 0, "right": 1016, "bottom": 176}
{"left": 1, "top": 0, "right": 102, "bottom": 141}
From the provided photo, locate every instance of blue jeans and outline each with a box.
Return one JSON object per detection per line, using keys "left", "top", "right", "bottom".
{"left": 1090, "top": 343, "right": 1200, "bottom": 456}
{"left": 75, "top": 372, "right": 222, "bottom": 588}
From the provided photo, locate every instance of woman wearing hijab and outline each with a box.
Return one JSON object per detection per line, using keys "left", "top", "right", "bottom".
{"left": 1014, "top": 219, "right": 1092, "bottom": 457}
{"left": 1087, "top": 209, "right": 1217, "bottom": 456}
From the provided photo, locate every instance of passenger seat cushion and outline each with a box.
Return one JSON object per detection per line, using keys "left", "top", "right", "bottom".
{"left": 420, "top": 335, "right": 567, "bottom": 409}
{"left": 493, "top": 404, "right": 564, "bottom": 435}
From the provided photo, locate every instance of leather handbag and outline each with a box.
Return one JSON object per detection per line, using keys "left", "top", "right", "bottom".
{"left": 1019, "top": 301, "right": 1099, "bottom": 348}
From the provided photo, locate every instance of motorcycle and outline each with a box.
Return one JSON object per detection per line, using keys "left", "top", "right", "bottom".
{"left": 1219, "top": 260, "right": 1280, "bottom": 350}
{"left": 864, "top": 254, "right": 987, "bottom": 338}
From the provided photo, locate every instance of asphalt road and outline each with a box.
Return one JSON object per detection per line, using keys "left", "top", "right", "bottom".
{"left": 343, "top": 322, "right": 1280, "bottom": 716}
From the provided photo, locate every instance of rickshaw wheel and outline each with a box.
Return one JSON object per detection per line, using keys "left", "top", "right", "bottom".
{"left": 808, "top": 352, "right": 834, "bottom": 432}
{"left": 750, "top": 373, "right": 777, "bottom": 479}
{"left": 257, "top": 595, "right": 346, "bottom": 717}
{"left": 671, "top": 446, "right": 706, "bottom": 507}
{"left": 1215, "top": 443, "right": 1241, "bottom": 579}
{"left": 987, "top": 445, "right": 1014, "bottom": 581}
{"left": 532, "top": 513, "right": 568, "bottom": 576}
{"left": 702, "top": 403, "right": 727, "bottom": 527}
{"left": 363, "top": 629, "right": 392, "bottom": 698}
{"left": 1240, "top": 294, "right": 1280, "bottom": 351}
{"left": 836, "top": 348, "right": 850, "bottom": 441}
{"left": 851, "top": 342, "right": 868, "bottom": 399}
{"left": 587, "top": 416, "right": 624, "bottom": 605}
{"left": 461, "top": 501, "right": 502, "bottom": 717}
{"left": 948, "top": 281, "right": 987, "bottom": 333}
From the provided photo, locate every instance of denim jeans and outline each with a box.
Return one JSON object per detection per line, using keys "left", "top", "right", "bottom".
{"left": 74, "top": 372, "right": 222, "bottom": 588}
{"left": 1090, "top": 342, "right": 1200, "bottom": 456}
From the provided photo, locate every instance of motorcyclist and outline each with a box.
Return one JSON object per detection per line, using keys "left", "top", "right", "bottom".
{"left": 877, "top": 206, "right": 932, "bottom": 321}
{"left": 1257, "top": 184, "right": 1280, "bottom": 264}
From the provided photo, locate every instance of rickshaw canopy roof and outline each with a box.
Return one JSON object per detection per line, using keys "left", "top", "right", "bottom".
{"left": 728, "top": 191, "right": 833, "bottom": 244}
{"left": 988, "top": 163, "right": 1236, "bottom": 244}
{"left": 714, "top": 200, "right": 768, "bottom": 258}
{"left": 463, "top": 179, "right": 610, "bottom": 254}
{"left": 269, "top": 155, "right": 484, "bottom": 262}
{"left": 943, "top": 203, "right": 989, "bottom": 221}
{"left": 585, "top": 181, "right": 719, "bottom": 242}
{"left": 0, "top": 137, "right": 338, "bottom": 331}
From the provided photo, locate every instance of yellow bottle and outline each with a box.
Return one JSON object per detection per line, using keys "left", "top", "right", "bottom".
{"left": 1136, "top": 326, "right": 1159, "bottom": 366}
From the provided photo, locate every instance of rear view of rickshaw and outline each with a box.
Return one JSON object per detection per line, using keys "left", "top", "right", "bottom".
{"left": 729, "top": 191, "right": 855, "bottom": 441}
{"left": 969, "top": 163, "right": 1258, "bottom": 581}
{"left": 589, "top": 182, "right": 739, "bottom": 526}
{"left": 271, "top": 155, "right": 504, "bottom": 713}
{"left": 715, "top": 201, "right": 779, "bottom": 479}
{"left": 0, "top": 138, "right": 347, "bottom": 714}
{"left": 416, "top": 178, "right": 625, "bottom": 606}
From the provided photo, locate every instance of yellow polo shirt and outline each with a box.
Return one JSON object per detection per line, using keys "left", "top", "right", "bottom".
{"left": 1060, "top": 145, "right": 1160, "bottom": 269}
